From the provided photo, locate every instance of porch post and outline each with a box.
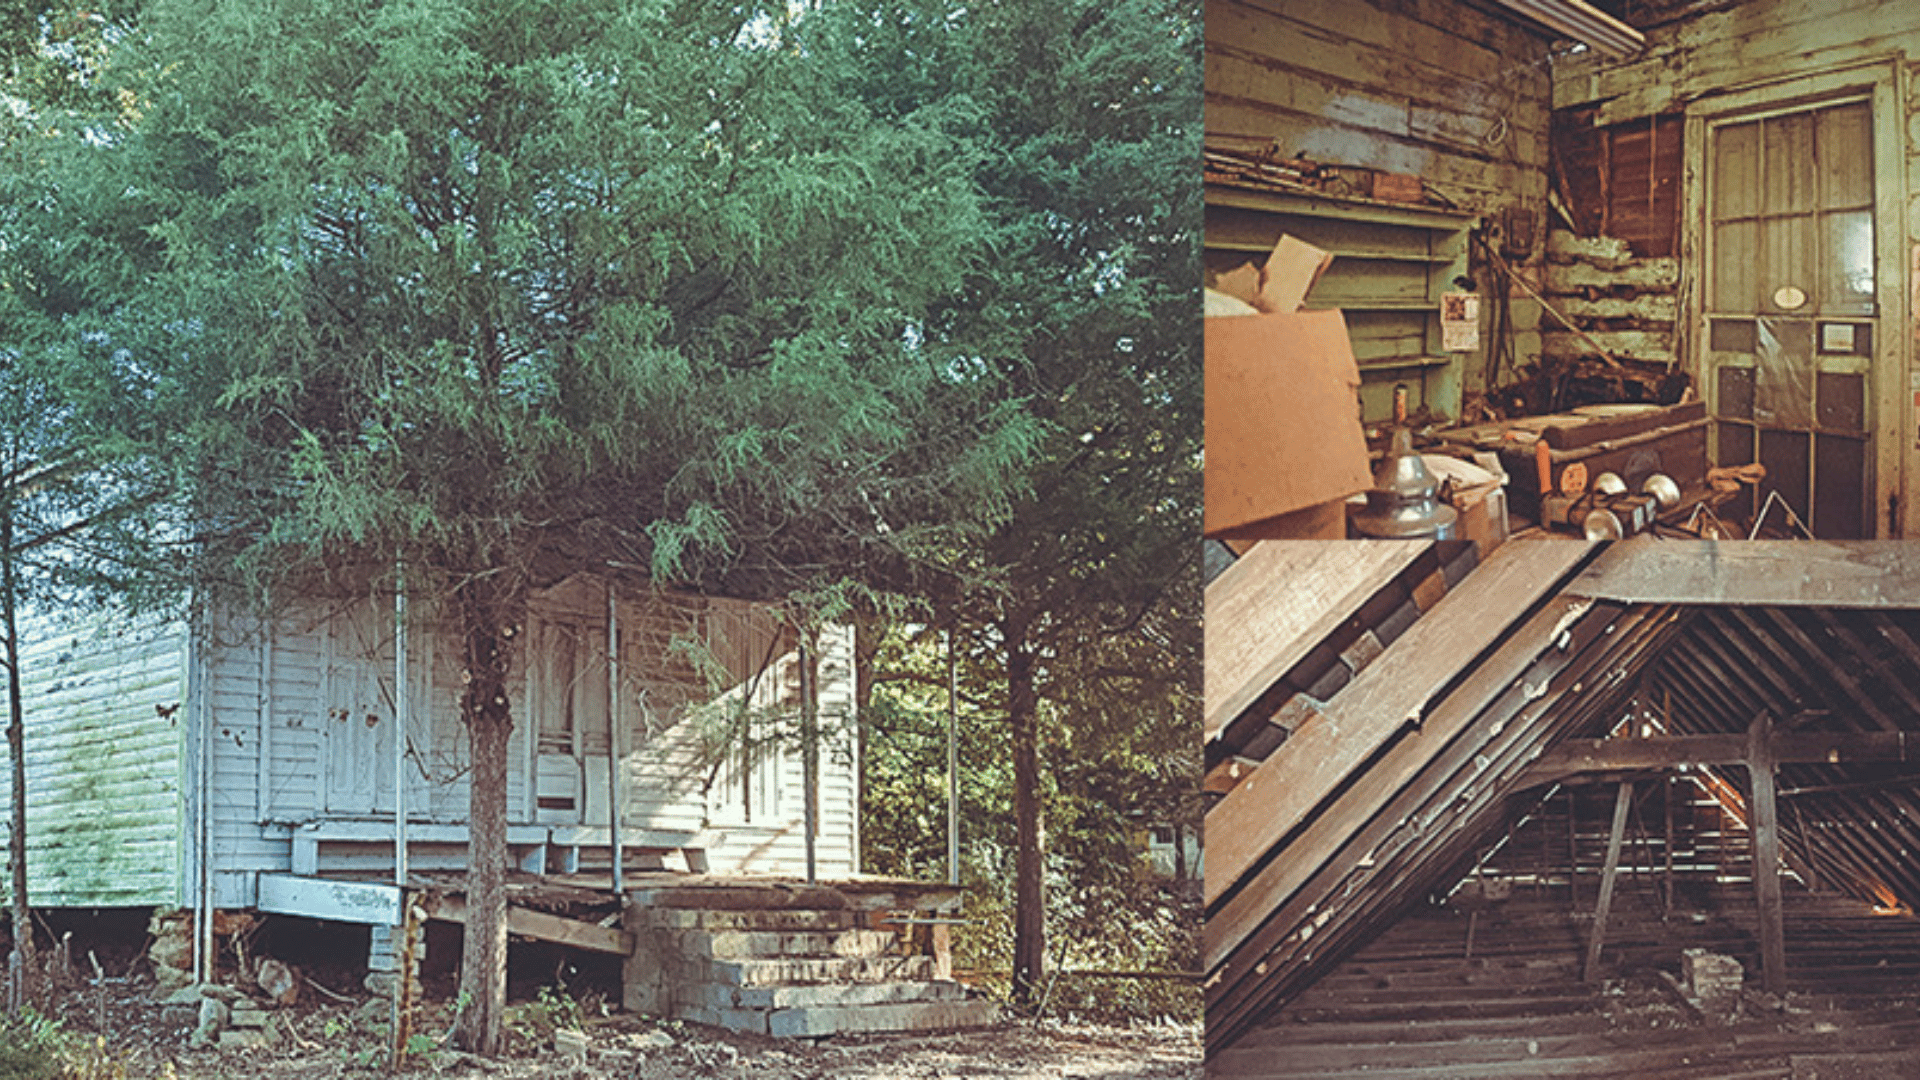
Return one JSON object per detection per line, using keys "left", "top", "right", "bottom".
{"left": 607, "top": 580, "right": 623, "bottom": 894}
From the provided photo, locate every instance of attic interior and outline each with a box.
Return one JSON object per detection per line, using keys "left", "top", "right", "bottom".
{"left": 1203, "top": 542, "right": 1920, "bottom": 1077}
{"left": 1203, "top": 0, "right": 1920, "bottom": 544}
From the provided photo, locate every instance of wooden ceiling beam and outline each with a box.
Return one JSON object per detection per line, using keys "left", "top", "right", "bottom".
{"left": 1810, "top": 610, "right": 1920, "bottom": 722}
{"left": 1204, "top": 542, "right": 1596, "bottom": 908}
{"left": 1523, "top": 731, "right": 1914, "bottom": 787}
{"left": 1751, "top": 608, "right": 1903, "bottom": 732}
{"left": 1568, "top": 542, "right": 1920, "bottom": 607}
{"left": 1660, "top": 635, "right": 1768, "bottom": 729}
{"left": 1206, "top": 604, "right": 1684, "bottom": 1050}
{"left": 1692, "top": 609, "right": 1809, "bottom": 713}
{"left": 1205, "top": 541, "right": 1431, "bottom": 744}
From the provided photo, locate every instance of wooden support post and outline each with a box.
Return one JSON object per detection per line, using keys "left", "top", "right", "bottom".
{"left": 1568, "top": 787, "right": 1580, "bottom": 911}
{"left": 1662, "top": 776, "right": 1674, "bottom": 919}
{"left": 1584, "top": 780, "right": 1634, "bottom": 982}
{"left": 607, "top": 580, "right": 623, "bottom": 895}
{"left": 1749, "top": 711, "right": 1787, "bottom": 996}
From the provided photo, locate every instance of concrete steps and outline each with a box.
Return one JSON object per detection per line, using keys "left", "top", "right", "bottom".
{"left": 624, "top": 888, "right": 997, "bottom": 1038}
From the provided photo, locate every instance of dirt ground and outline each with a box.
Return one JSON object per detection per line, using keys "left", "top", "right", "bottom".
{"left": 51, "top": 976, "right": 1201, "bottom": 1080}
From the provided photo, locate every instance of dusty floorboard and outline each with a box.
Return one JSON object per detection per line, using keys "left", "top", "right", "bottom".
{"left": 1209, "top": 886, "right": 1920, "bottom": 1079}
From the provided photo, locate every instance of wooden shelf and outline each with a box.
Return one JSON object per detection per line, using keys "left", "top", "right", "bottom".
{"left": 1359, "top": 355, "right": 1453, "bottom": 372}
{"left": 1319, "top": 299, "right": 1440, "bottom": 312}
{"left": 1206, "top": 183, "right": 1478, "bottom": 230}
{"left": 1205, "top": 238, "right": 1454, "bottom": 263}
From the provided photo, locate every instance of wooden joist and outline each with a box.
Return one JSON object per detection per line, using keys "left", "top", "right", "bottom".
{"left": 1206, "top": 591, "right": 1615, "bottom": 969}
{"left": 1205, "top": 541, "right": 1595, "bottom": 908}
{"left": 1522, "top": 731, "right": 1915, "bottom": 787}
{"left": 1205, "top": 541, "right": 1431, "bottom": 744}
{"left": 423, "top": 894, "right": 632, "bottom": 955}
{"left": 1206, "top": 602, "right": 1687, "bottom": 1052}
{"left": 1567, "top": 541, "right": 1920, "bottom": 608}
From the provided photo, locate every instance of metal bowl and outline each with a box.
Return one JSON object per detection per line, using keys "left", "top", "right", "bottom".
{"left": 1642, "top": 473, "right": 1681, "bottom": 510}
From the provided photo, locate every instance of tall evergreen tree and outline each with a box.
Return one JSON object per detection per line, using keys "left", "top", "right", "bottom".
{"left": 30, "top": 0, "right": 1039, "bottom": 1051}
{"left": 804, "top": 0, "right": 1202, "bottom": 1008}
{"left": 0, "top": 0, "right": 161, "bottom": 1008}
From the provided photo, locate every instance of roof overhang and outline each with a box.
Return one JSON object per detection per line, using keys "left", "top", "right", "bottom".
{"left": 1491, "top": 0, "right": 1644, "bottom": 58}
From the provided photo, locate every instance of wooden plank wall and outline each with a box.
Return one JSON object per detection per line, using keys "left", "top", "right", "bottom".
{"left": 1471, "top": 778, "right": 1755, "bottom": 892}
{"left": 1541, "top": 108, "right": 1683, "bottom": 404}
{"left": 4, "top": 610, "right": 185, "bottom": 907}
{"left": 1206, "top": 0, "right": 1556, "bottom": 404}
{"left": 1552, "top": 0, "right": 1920, "bottom": 532}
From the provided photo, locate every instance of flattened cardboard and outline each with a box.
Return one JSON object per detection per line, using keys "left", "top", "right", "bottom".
{"left": 1257, "top": 235, "right": 1334, "bottom": 314}
{"left": 1211, "top": 265, "right": 1263, "bottom": 310}
{"left": 1209, "top": 497, "right": 1348, "bottom": 542}
{"left": 1205, "top": 309, "right": 1373, "bottom": 537}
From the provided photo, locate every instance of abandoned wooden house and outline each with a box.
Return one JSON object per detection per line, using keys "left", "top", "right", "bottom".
{"left": 1204, "top": 0, "right": 1920, "bottom": 542}
{"left": 1205, "top": 540, "right": 1920, "bottom": 1076}
{"left": 6, "top": 576, "right": 993, "bottom": 1038}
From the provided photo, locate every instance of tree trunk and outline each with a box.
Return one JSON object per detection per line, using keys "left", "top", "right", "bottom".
{"left": 0, "top": 508, "right": 35, "bottom": 1012}
{"left": 1006, "top": 609, "right": 1044, "bottom": 1011}
{"left": 452, "top": 577, "right": 520, "bottom": 1055}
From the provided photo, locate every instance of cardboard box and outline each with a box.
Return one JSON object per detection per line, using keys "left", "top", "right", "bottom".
{"left": 1204, "top": 309, "right": 1373, "bottom": 537}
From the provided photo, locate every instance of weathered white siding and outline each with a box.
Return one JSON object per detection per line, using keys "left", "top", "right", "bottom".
{"left": 3, "top": 609, "right": 185, "bottom": 907}
{"left": 187, "top": 576, "right": 859, "bottom": 906}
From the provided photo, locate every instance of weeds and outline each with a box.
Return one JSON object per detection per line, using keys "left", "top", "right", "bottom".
{"left": 0, "top": 1010, "right": 70, "bottom": 1080}
{"left": 0, "top": 1010, "right": 136, "bottom": 1080}
{"left": 504, "top": 986, "right": 585, "bottom": 1050}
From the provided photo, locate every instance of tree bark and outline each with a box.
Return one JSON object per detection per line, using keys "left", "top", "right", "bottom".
{"left": 1006, "top": 608, "right": 1045, "bottom": 1011}
{"left": 1, "top": 507, "right": 35, "bottom": 1011}
{"left": 452, "top": 576, "right": 520, "bottom": 1055}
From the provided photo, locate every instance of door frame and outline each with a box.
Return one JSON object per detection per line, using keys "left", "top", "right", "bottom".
{"left": 1683, "top": 56, "right": 1908, "bottom": 536}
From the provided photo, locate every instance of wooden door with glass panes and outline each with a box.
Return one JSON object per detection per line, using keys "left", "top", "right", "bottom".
{"left": 1706, "top": 98, "right": 1875, "bottom": 538}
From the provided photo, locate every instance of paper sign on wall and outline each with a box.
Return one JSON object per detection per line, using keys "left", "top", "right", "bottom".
{"left": 1442, "top": 292, "right": 1480, "bottom": 352}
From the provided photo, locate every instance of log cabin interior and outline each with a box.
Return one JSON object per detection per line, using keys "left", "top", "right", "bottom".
{"left": 1203, "top": 0, "right": 1920, "bottom": 543}
{"left": 1203, "top": 541, "right": 1920, "bottom": 1077}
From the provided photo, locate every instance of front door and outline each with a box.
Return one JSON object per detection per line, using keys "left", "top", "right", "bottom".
{"left": 322, "top": 598, "right": 430, "bottom": 816}
{"left": 1705, "top": 97, "right": 1876, "bottom": 538}
{"left": 530, "top": 616, "right": 611, "bottom": 824}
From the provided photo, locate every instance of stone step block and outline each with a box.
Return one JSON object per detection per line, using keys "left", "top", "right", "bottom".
{"left": 691, "top": 976, "right": 971, "bottom": 1011}
{"left": 708, "top": 954, "right": 935, "bottom": 987}
{"left": 637, "top": 908, "right": 863, "bottom": 933}
{"left": 627, "top": 885, "right": 850, "bottom": 912}
{"left": 679, "top": 928, "right": 898, "bottom": 960}
{"left": 675, "top": 1003, "right": 773, "bottom": 1035}
{"left": 766, "top": 997, "right": 1000, "bottom": 1038}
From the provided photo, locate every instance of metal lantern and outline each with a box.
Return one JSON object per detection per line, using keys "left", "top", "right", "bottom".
{"left": 1351, "top": 428, "right": 1459, "bottom": 539}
